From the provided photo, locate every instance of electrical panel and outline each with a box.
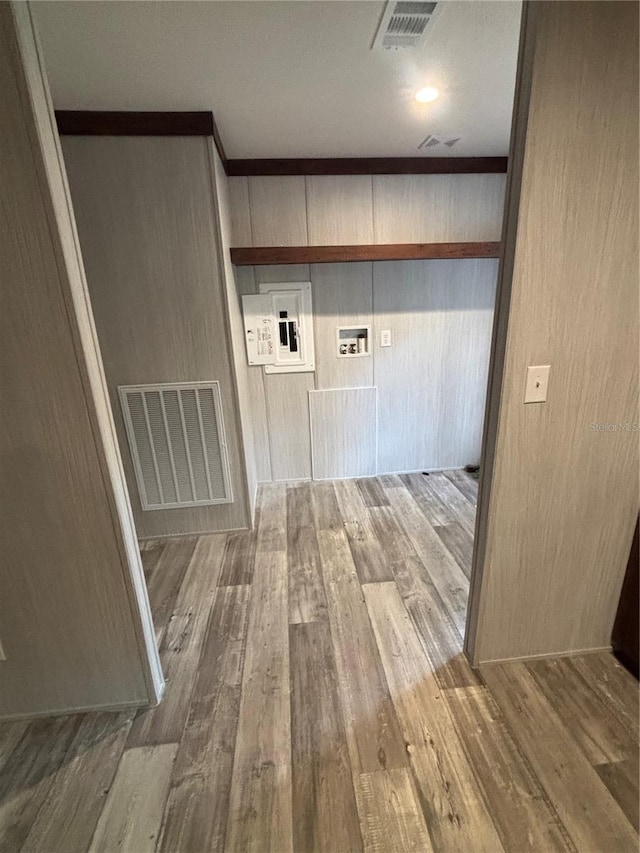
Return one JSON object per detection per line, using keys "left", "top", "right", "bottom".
{"left": 242, "top": 282, "right": 315, "bottom": 374}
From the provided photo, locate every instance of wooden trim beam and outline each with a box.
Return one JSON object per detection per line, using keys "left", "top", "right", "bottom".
{"left": 226, "top": 157, "right": 508, "bottom": 176}
{"left": 54, "top": 113, "right": 507, "bottom": 177}
{"left": 55, "top": 110, "right": 217, "bottom": 137}
{"left": 230, "top": 242, "right": 501, "bottom": 266}
{"left": 55, "top": 109, "right": 229, "bottom": 169}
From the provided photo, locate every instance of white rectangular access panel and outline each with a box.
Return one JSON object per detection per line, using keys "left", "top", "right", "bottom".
{"left": 309, "top": 387, "right": 377, "bottom": 480}
{"left": 242, "top": 281, "right": 315, "bottom": 374}
{"left": 119, "top": 382, "right": 233, "bottom": 510}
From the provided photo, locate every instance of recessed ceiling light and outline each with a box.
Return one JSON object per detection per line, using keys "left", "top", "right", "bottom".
{"left": 415, "top": 86, "right": 439, "bottom": 103}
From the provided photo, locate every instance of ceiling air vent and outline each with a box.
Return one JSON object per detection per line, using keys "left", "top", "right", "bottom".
{"left": 119, "top": 381, "right": 233, "bottom": 510}
{"left": 418, "top": 134, "right": 461, "bottom": 150}
{"left": 372, "top": 1, "right": 441, "bottom": 50}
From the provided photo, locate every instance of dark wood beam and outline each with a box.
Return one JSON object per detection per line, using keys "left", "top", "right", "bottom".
{"left": 55, "top": 110, "right": 229, "bottom": 169}
{"left": 230, "top": 242, "right": 502, "bottom": 266}
{"left": 55, "top": 110, "right": 217, "bottom": 137}
{"left": 54, "top": 113, "right": 506, "bottom": 178}
{"left": 226, "top": 157, "right": 508, "bottom": 176}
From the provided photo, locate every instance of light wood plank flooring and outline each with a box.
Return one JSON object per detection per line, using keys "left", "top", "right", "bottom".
{"left": 0, "top": 471, "right": 638, "bottom": 852}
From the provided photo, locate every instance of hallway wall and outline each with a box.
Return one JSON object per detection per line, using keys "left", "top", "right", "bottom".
{"left": 469, "top": 0, "right": 639, "bottom": 663}
{"left": 62, "top": 136, "right": 251, "bottom": 537}
{"left": 0, "top": 2, "right": 161, "bottom": 717}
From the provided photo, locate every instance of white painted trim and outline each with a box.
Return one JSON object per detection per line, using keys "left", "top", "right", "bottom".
{"left": 383, "top": 465, "right": 472, "bottom": 475}
{"left": 137, "top": 525, "right": 249, "bottom": 542}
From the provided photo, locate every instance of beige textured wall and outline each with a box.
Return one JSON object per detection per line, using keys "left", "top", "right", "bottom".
{"left": 469, "top": 1, "right": 639, "bottom": 663}
{"left": 0, "top": 2, "right": 161, "bottom": 717}
{"left": 62, "top": 136, "right": 250, "bottom": 538}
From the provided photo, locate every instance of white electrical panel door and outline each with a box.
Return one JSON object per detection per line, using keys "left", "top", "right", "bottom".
{"left": 258, "top": 281, "right": 315, "bottom": 374}
{"left": 242, "top": 294, "right": 276, "bottom": 366}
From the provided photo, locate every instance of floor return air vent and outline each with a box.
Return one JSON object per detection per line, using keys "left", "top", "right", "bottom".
{"left": 119, "top": 382, "right": 233, "bottom": 510}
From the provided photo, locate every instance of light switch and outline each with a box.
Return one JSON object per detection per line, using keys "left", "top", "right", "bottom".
{"left": 381, "top": 329, "right": 392, "bottom": 347}
{"left": 524, "top": 365, "right": 550, "bottom": 403}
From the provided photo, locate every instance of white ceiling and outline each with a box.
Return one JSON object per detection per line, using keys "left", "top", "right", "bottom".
{"left": 33, "top": 0, "right": 522, "bottom": 159}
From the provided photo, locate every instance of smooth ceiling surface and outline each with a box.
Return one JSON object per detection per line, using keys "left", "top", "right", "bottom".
{"left": 33, "top": 0, "right": 521, "bottom": 158}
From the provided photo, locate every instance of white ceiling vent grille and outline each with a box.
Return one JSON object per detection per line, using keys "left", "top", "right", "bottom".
{"left": 372, "top": 1, "right": 441, "bottom": 50}
{"left": 119, "top": 382, "right": 233, "bottom": 510}
{"left": 418, "top": 134, "right": 461, "bottom": 150}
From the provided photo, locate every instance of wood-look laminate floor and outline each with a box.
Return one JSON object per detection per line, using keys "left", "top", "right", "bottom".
{"left": 1, "top": 471, "right": 638, "bottom": 852}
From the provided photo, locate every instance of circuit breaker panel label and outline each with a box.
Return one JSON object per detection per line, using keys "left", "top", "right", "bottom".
{"left": 241, "top": 294, "right": 276, "bottom": 365}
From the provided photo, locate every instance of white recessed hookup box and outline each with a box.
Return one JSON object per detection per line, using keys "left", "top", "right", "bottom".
{"left": 337, "top": 326, "right": 371, "bottom": 358}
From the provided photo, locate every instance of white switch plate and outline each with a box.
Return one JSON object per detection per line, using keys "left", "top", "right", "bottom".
{"left": 524, "top": 365, "right": 550, "bottom": 403}
{"left": 380, "top": 329, "right": 392, "bottom": 347}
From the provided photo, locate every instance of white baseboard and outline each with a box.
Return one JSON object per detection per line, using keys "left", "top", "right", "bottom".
{"left": 137, "top": 525, "right": 249, "bottom": 543}
{"left": 477, "top": 645, "right": 612, "bottom": 668}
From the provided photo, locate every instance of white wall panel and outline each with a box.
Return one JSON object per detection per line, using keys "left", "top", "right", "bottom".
{"left": 254, "top": 263, "right": 311, "bottom": 285}
{"left": 265, "top": 373, "right": 314, "bottom": 480}
{"left": 230, "top": 175, "right": 504, "bottom": 484}
{"left": 306, "top": 175, "right": 373, "bottom": 245}
{"left": 229, "top": 172, "right": 505, "bottom": 249}
{"left": 228, "top": 175, "right": 252, "bottom": 247}
{"left": 248, "top": 175, "right": 307, "bottom": 246}
{"left": 374, "top": 259, "right": 497, "bottom": 474}
{"left": 312, "top": 262, "right": 374, "bottom": 390}
{"left": 234, "top": 265, "right": 272, "bottom": 483}
{"left": 373, "top": 174, "right": 506, "bottom": 243}
{"left": 310, "top": 387, "right": 377, "bottom": 479}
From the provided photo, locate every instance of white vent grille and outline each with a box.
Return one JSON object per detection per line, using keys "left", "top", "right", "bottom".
{"left": 372, "top": 1, "right": 441, "bottom": 50}
{"left": 119, "top": 382, "right": 233, "bottom": 510}
{"left": 418, "top": 134, "right": 461, "bottom": 150}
